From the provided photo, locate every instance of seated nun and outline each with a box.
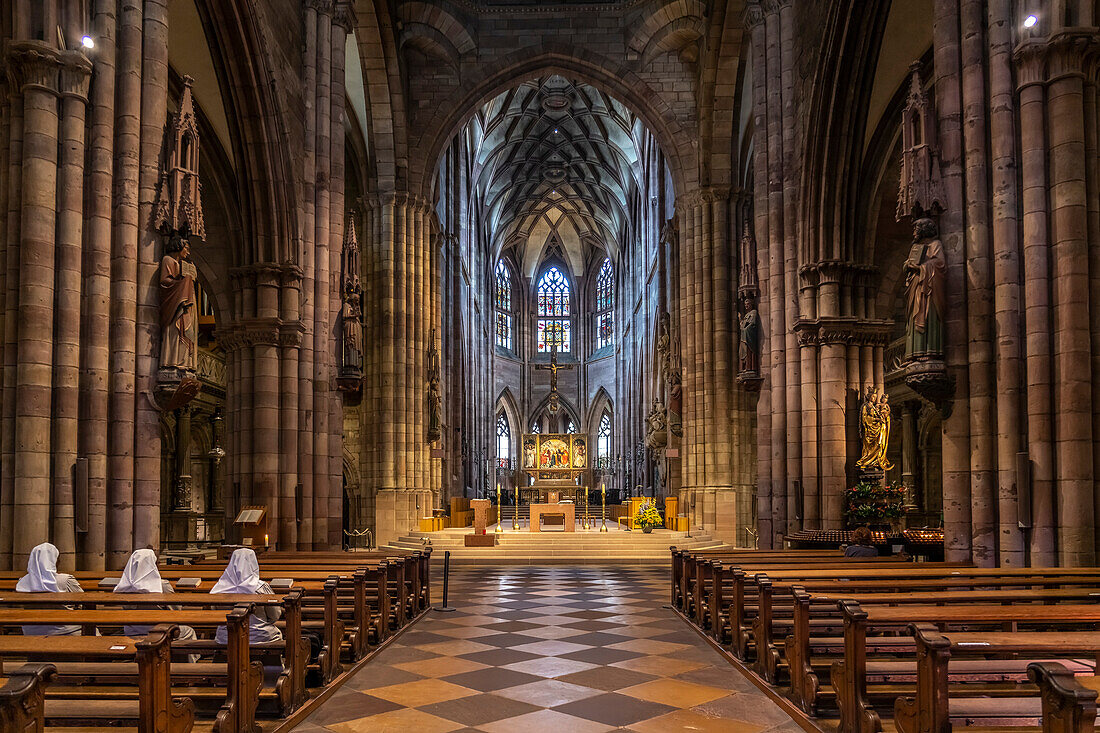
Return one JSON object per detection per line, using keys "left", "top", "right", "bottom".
{"left": 114, "top": 548, "right": 198, "bottom": 648}
{"left": 16, "top": 542, "right": 85, "bottom": 636}
{"left": 211, "top": 548, "right": 283, "bottom": 644}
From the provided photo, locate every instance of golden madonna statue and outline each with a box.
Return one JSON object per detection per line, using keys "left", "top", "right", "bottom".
{"left": 855, "top": 388, "right": 894, "bottom": 471}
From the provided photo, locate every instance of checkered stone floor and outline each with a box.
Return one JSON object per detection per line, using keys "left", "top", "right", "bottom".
{"left": 292, "top": 566, "right": 801, "bottom": 732}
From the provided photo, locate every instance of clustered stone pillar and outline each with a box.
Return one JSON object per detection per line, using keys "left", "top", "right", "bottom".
{"left": 363, "top": 194, "right": 442, "bottom": 547}
{"left": 931, "top": 1, "right": 1099, "bottom": 566}
{"left": 748, "top": 0, "right": 893, "bottom": 543}
{"left": 675, "top": 188, "right": 752, "bottom": 545}
{"left": 0, "top": 31, "right": 98, "bottom": 570}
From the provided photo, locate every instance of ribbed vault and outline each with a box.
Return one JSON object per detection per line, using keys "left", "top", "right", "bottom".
{"left": 467, "top": 75, "right": 648, "bottom": 270}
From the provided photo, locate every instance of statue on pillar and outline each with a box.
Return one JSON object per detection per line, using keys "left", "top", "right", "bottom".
{"left": 667, "top": 361, "right": 683, "bottom": 438}
{"left": 153, "top": 76, "right": 205, "bottom": 410}
{"left": 738, "top": 293, "right": 761, "bottom": 376}
{"left": 337, "top": 218, "right": 363, "bottom": 394}
{"left": 158, "top": 233, "right": 199, "bottom": 372}
{"left": 645, "top": 397, "right": 668, "bottom": 449}
{"left": 426, "top": 328, "right": 442, "bottom": 443}
{"left": 903, "top": 217, "right": 946, "bottom": 360}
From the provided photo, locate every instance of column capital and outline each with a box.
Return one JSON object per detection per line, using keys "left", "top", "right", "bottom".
{"left": 6, "top": 41, "right": 62, "bottom": 96}
{"left": 1013, "top": 40, "right": 1048, "bottom": 89}
{"left": 58, "top": 50, "right": 92, "bottom": 102}
{"left": 794, "top": 317, "right": 893, "bottom": 347}
{"left": 333, "top": 1, "right": 356, "bottom": 32}
{"left": 743, "top": 0, "right": 766, "bottom": 31}
{"left": 1043, "top": 31, "right": 1098, "bottom": 83}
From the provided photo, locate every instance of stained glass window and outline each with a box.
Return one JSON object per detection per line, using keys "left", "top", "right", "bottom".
{"left": 497, "top": 412, "right": 510, "bottom": 461}
{"left": 536, "top": 266, "right": 571, "bottom": 353}
{"left": 597, "top": 412, "right": 611, "bottom": 460}
{"left": 530, "top": 421, "right": 541, "bottom": 434}
{"left": 495, "top": 261, "right": 513, "bottom": 350}
{"left": 566, "top": 418, "right": 576, "bottom": 434}
{"left": 595, "top": 258, "right": 613, "bottom": 349}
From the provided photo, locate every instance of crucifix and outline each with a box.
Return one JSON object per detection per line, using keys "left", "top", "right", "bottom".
{"left": 536, "top": 342, "right": 574, "bottom": 412}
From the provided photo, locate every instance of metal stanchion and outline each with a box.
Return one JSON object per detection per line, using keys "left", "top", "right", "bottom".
{"left": 435, "top": 550, "right": 456, "bottom": 612}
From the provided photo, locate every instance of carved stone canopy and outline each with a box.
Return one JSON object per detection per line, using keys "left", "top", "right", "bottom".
{"left": 896, "top": 61, "right": 945, "bottom": 221}
{"left": 154, "top": 76, "right": 206, "bottom": 239}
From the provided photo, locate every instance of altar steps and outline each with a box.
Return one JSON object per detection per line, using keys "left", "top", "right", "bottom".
{"left": 380, "top": 525, "right": 729, "bottom": 565}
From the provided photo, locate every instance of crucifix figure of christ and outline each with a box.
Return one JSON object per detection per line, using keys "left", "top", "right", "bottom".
{"left": 536, "top": 342, "right": 574, "bottom": 412}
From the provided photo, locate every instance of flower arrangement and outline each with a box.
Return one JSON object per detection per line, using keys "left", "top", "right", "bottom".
{"left": 844, "top": 481, "right": 905, "bottom": 527}
{"left": 636, "top": 500, "right": 663, "bottom": 531}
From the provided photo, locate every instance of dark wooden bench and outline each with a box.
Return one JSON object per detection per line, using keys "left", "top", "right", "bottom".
{"left": 894, "top": 627, "right": 1100, "bottom": 733}
{"left": 1027, "top": 661, "right": 1100, "bottom": 733}
{"left": 0, "top": 606, "right": 259, "bottom": 733}
{"left": 0, "top": 589, "right": 310, "bottom": 715}
{"left": 0, "top": 626, "right": 194, "bottom": 732}
{"left": 0, "top": 663, "right": 55, "bottom": 732}
{"left": 830, "top": 602, "right": 1100, "bottom": 733}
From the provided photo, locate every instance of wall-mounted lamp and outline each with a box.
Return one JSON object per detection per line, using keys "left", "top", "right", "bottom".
{"left": 1023, "top": 14, "right": 1038, "bottom": 28}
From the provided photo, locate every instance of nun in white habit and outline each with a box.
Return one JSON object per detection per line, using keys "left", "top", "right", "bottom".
{"left": 114, "top": 549, "right": 197, "bottom": 647}
{"left": 16, "top": 542, "right": 84, "bottom": 636}
{"left": 211, "top": 548, "right": 282, "bottom": 644}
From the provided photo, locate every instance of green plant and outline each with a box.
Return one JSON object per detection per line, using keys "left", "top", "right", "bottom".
{"left": 636, "top": 500, "right": 663, "bottom": 529}
{"left": 844, "top": 481, "right": 905, "bottom": 526}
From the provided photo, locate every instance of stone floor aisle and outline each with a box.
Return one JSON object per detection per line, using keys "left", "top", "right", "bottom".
{"left": 293, "top": 565, "right": 801, "bottom": 732}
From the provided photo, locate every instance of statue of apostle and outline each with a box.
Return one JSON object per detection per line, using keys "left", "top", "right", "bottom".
{"left": 739, "top": 294, "right": 761, "bottom": 375}
{"left": 159, "top": 233, "right": 198, "bottom": 371}
{"left": 904, "top": 217, "right": 946, "bottom": 359}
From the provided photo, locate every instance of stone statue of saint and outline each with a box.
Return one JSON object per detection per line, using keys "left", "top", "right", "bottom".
{"left": 856, "top": 388, "right": 894, "bottom": 471}
{"left": 159, "top": 233, "right": 198, "bottom": 371}
{"left": 340, "top": 280, "right": 363, "bottom": 371}
{"left": 426, "top": 328, "right": 442, "bottom": 443}
{"left": 646, "top": 398, "right": 667, "bottom": 436}
{"left": 739, "top": 294, "right": 761, "bottom": 374}
{"left": 667, "top": 364, "right": 683, "bottom": 437}
{"left": 904, "top": 217, "right": 946, "bottom": 359}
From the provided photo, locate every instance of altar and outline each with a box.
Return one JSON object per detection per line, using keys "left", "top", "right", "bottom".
{"left": 530, "top": 502, "right": 576, "bottom": 532}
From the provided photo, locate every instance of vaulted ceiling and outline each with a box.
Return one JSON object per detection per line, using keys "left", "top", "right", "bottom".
{"left": 467, "top": 76, "right": 648, "bottom": 276}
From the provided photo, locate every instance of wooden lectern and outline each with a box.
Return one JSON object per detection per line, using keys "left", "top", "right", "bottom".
{"left": 234, "top": 506, "right": 268, "bottom": 548}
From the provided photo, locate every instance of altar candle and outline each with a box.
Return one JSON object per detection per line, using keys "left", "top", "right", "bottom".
{"left": 264, "top": 533, "right": 269, "bottom": 546}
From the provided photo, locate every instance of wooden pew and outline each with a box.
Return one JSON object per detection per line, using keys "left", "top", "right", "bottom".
{"left": 893, "top": 627, "right": 1100, "bottom": 733}
{"left": 0, "top": 626, "right": 195, "bottom": 732}
{"left": 733, "top": 567, "right": 1100, "bottom": 669}
{"left": 784, "top": 586, "right": 1100, "bottom": 716}
{"left": 830, "top": 602, "right": 1100, "bottom": 733}
{"left": 0, "top": 606, "right": 260, "bottom": 733}
{"left": 0, "top": 589, "right": 310, "bottom": 716}
{"left": 0, "top": 663, "right": 54, "bottom": 732}
{"left": 754, "top": 574, "right": 1100, "bottom": 681}
{"left": 1026, "top": 661, "right": 1100, "bottom": 733}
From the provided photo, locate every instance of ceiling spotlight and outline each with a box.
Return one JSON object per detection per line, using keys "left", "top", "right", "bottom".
{"left": 81, "top": 35, "right": 95, "bottom": 49}
{"left": 553, "top": 128, "right": 559, "bottom": 134}
{"left": 1023, "top": 14, "right": 1037, "bottom": 28}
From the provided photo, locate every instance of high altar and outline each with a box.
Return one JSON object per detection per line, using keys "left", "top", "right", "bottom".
{"left": 520, "top": 432, "right": 590, "bottom": 530}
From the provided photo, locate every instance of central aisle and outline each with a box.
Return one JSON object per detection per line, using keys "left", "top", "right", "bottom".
{"left": 294, "top": 566, "right": 800, "bottom": 732}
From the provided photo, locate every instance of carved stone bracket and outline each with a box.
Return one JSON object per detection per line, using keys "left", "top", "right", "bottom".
{"left": 904, "top": 359, "right": 954, "bottom": 417}
{"left": 794, "top": 317, "right": 894, "bottom": 347}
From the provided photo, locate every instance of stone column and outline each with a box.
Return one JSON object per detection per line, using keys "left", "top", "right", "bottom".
{"left": 10, "top": 42, "right": 61, "bottom": 566}
{"left": 901, "top": 403, "right": 918, "bottom": 507}
{"left": 51, "top": 51, "right": 92, "bottom": 569}
{"left": 134, "top": 0, "right": 169, "bottom": 553}
{"left": 107, "top": 0, "right": 143, "bottom": 568}
{"left": 0, "top": 57, "right": 24, "bottom": 569}
{"left": 933, "top": 0, "right": 974, "bottom": 563}
{"left": 1046, "top": 33, "right": 1096, "bottom": 565}
{"left": 79, "top": 0, "right": 118, "bottom": 571}
{"left": 988, "top": 0, "right": 1025, "bottom": 566}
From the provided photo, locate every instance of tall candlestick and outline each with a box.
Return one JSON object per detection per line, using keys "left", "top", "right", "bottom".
{"left": 599, "top": 481, "right": 608, "bottom": 532}
{"left": 495, "top": 483, "right": 503, "bottom": 533}
{"left": 512, "top": 482, "right": 519, "bottom": 530}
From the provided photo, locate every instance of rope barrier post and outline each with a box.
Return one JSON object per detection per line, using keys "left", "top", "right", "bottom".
{"left": 435, "top": 550, "right": 456, "bottom": 612}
